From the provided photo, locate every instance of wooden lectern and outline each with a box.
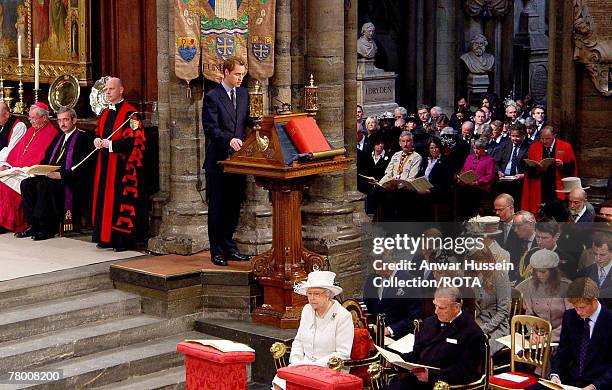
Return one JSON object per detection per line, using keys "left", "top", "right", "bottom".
{"left": 220, "top": 113, "right": 350, "bottom": 328}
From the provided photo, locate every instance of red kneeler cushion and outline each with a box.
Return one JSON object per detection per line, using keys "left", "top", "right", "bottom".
{"left": 176, "top": 342, "right": 255, "bottom": 390}
{"left": 489, "top": 372, "right": 539, "bottom": 388}
{"left": 349, "top": 327, "right": 376, "bottom": 382}
{"left": 278, "top": 365, "right": 363, "bottom": 390}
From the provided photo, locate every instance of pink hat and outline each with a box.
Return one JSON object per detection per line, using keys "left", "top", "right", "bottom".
{"left": 32, "top": 102, "right": 49, "bottom": 112}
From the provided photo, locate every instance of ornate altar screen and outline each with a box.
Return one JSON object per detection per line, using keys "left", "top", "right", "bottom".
{"left": 0, "top": 0, "right": 91, "bottom": 85}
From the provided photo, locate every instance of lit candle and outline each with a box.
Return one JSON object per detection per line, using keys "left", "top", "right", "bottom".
{"left": 34, "top": 44, "right": 40, "bottom": 89}
{"left": 17, "top": 35, "right": 22, "bottom": 66}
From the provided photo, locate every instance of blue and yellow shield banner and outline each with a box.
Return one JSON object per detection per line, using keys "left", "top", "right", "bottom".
{"left": 174, "top": 0, "right": 202, "bottom": 84}
{"left": 248, "top": 0, "right": 276, "bottom": 79}
{"left": 200, "top": 0, "right": 249, "bottom": 82}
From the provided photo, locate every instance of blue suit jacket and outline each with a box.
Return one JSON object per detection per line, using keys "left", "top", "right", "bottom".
{"left": 552, "top": 305, "right": 612, "bottom": 389}
{"left": 202, "top": 83, "right": 249, "bottom": 172}
{"left": 363, "top": 270, "right": 422, "bottom": 338}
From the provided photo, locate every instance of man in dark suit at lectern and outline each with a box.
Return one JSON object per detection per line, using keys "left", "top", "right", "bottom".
{"left": 203, "top": 57, "right": 251, "bottom": 266}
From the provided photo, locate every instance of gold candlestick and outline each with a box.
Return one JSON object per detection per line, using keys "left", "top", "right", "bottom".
{"left": 13, "top": 65, "right": 26, "bottom": 114}
{"left": 0, "top": 57, "right": 4, "bottom": 103}
{"left": 248, "top": 80, "right": 268, "bottom": 152}
{"left": 3, "top": 87, "right": 14, "bottom": 111}
{"left": 304, "top": 74, "right": 318, "bottom": 116}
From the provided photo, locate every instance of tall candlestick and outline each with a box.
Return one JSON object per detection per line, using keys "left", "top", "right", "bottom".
{"left": 17, "top": 35, "right": 22, "bottom": 66}
{"left": 34, "top": 44, "right": 40, "bottom": 89}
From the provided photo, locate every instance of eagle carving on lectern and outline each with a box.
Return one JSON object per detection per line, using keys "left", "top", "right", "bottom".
{"left": 464, "top": 0, "right": 512, "bottom": 18}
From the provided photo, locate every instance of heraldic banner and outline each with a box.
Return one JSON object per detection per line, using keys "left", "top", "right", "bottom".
{"left": 175, "top": 0, "right": 202, "bottom": 84}
{"left": 200, "top": 0, "right": 250, "bottom": 82}
{"left": 248, "top": 0, "right": 276, "bottom": 80}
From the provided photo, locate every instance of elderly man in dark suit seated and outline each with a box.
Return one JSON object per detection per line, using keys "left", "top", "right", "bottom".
{"left": 386, "top": 287, "right": 486, "bottom": 390}
{"left": 529, "top": 277, "right": 612, "bottom": 390}
{"left": 363, "top": 253, "right": 422, "bottom": 340}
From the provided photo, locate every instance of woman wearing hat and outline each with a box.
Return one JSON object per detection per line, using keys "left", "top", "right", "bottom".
{"left": 516, "top": 249, "right": 572, "bottom": 343}
{"left": 272, "top": 271, "right": 354, "bottom": 389}
{"left": 467, "top": 247, "right": 511, "bottom": 354}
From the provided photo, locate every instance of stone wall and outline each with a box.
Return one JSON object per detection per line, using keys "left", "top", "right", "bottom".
{"left": 547, "top": 0, "right": 612, "bottom": 180}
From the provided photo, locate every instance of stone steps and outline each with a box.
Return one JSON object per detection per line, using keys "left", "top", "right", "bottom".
{"left": 9, "top": 331, "right": 203, "bottom": 389}
{"left": 0, "top": 290, "right": 141, "bottom": 344}
{"left": 0, "top": 262, "right": 113, "bottom": 311}
{"left": 0, "top": 314, "right": 194, "bottom": 373}
{"left": 92, "top": 366, "right": 187, "bottom": 390}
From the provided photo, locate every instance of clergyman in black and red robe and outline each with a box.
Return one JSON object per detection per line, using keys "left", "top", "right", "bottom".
{"left": 91, "top": 98, "right": 146, "bottom": 251}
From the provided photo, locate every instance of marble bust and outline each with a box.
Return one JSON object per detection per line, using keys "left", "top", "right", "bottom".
{"left": 460, "top": 34, "right": 495, "bottom": 74}
{"left": 357, "top": 22, "right": 377, "bottom": 59}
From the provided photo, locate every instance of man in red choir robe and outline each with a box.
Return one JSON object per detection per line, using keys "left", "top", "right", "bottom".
{"left": 91, "top": 77, "right": 146, "bottom": 251}
{"left": 0, "top": 102, "right": 59, "bottom": 232}
{"left": 522, "top": 126, "right": 577, "bottom": 215}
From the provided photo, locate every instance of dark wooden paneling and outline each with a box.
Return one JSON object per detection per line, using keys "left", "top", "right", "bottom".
{"left": 96, "top": 0, "right": 158, "bottom": 110}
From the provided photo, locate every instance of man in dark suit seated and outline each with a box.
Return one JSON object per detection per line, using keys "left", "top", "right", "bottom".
{"left": 529, "top": 277, "right": 612, "bottom": 390}
{"left": 17, "top": 107, "right": 93, "bottom": 240}
{"left": 387, "top": 287, "right": 486, "bottom": 389}
{"left": 579, "top": 233, "right": 612, "bottom": 309}
{"left": 363, "top": 254, "right": 421, "bottom": 340}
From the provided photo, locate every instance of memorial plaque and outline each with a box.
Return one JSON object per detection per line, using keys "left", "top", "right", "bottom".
{"left": 362, "top": 79, "right": 395, "bottom": 104}
{"left": 530, "top": 64, "right": 548, "bottom": 102}
{"left": 356, "top": 58, "right": 398, "bottom": 116}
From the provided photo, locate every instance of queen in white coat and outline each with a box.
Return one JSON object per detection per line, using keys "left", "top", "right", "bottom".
{"left": 272, "top": 271, "right": 354, "bottom": 389}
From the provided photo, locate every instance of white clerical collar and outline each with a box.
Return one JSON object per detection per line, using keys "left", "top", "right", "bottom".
{"left": 108, "top": 99, "right": 124, "bottom": 111}
{"left": 64, "top": 128, "right": 76, "bottom": 143}
{"left": 450, "top": 310, "right": 462, "bottom": 323}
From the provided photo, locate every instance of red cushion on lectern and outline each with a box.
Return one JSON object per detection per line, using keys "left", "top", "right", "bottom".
{"left": 489, "top": 372, "right": 539, "bottom": 388}
{"left": 278, "top": 365, "right": 363, "bottom": 390}
{"left": 176, "top": 342, "right": 255, "bottom": 363}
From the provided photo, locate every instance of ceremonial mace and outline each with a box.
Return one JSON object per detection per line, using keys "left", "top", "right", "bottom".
{"left": 71, "top": 112, "right": 136, "bottom": 171}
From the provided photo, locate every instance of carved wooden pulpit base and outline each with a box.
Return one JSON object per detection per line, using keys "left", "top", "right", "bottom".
{"left": 219, "top": 113, "right": 350, "bottom": 329}
{"left": 251, "top": 178, "right": 326, "bottom": 328}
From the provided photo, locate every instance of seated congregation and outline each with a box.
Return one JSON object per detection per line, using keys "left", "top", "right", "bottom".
{"left": 0, "top": 77, "right": 147, "bottom": 251}
{"left": 270, "top": 208, "right": 612, "bottom": 389}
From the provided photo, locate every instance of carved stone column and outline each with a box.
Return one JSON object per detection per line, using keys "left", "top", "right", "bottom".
{"left": 435, "top": 0, "right": 457, "bottom": 114}
{"left": 270, "top": 0, "right": 292, "bottom": 109}
{"left": 344, "top": 0, "right": 368, "bottom": 228}
{"left": 302, "top": 0, "right": 363, "bottom": 298}
{"left": 148, "top": 0, "right": 208, "bottom": 255}
{"left": 514, "top": 0, "right": 549, "bottom": 104}
{"left": 290, "top": 0, "right": 306, "bottom": 111}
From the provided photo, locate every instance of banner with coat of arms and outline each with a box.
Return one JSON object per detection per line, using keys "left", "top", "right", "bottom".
{"left": 174, "top": 0, "right": 202, "bottom": 84}
{"left": 174, "top": 0, "right": 276, "bottom": 83}
{"left": 200, "top": 0, "right": 250, "bottom": 82}
{"left": 248, "top": 0, "right": 276, "bottom": 80}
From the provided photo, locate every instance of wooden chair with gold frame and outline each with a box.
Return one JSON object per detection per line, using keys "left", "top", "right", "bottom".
{"left": 270, "top": 299, "right": 384, "bottom": 389}
{"left": 492, "top": 288, "right": 525, "bottom": 374}
{"left": 489, "top": 315, "right": 553, "bottom": 389}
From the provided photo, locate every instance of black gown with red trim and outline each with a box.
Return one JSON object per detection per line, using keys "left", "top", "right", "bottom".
{"left": 91, "top": 100, "right": 147, "bottom": 247}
